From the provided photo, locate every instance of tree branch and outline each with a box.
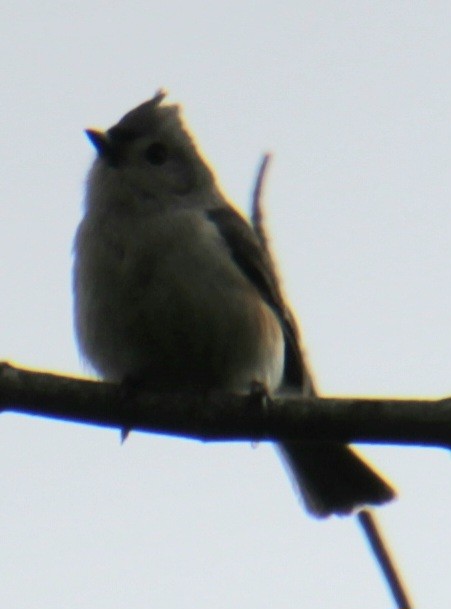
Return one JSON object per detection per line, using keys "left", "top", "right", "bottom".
{"left": 0, "top": 362, "right": 450, "bottom": 447}
{"left": 251, "top": 152, "right": 272, "bottom": 250}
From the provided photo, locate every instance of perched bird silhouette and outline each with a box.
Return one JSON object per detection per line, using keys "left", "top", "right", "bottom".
{"left": 73, "top": 91, "right": 410, "bottom": 608}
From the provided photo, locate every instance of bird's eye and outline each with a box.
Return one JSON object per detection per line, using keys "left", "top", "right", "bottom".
{"left": 145, "top": 142, "right": 168, "bottom": 165}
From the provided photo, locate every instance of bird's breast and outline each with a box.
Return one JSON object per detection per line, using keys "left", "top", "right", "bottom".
{"left": 73, "top": 209, "right": 284, "bottom": 392}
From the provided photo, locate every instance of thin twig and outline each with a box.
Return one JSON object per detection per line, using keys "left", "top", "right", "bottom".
{"left": 251, "top": 152, "right": 273, "bottom": 250}
{"left": 358, "top": 511, "right": 413, "bottom": 609}
{"left": 249, "top": 157, "right": 413, "bottom": 608}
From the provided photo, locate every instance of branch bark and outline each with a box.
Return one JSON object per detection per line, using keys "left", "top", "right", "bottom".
{"left": 1, "top": 362, "right": 450, "bottom": 447}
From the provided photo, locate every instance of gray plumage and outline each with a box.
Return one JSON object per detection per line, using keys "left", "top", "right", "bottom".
{"left": 73, "top": 91, "right": 395, "bottom": 516}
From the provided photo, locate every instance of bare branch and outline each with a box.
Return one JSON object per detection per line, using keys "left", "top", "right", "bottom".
{"left": 251, "top": 152, "right": 273, "bottom": 250}
{"left": 1, "top": 362, "right": 450, "bottom": 448}
{"left": 249, "top": 154, "right": 414, "bottom": 609}
{"left": 358, "top": 512, "right": 413, "bottom": 609}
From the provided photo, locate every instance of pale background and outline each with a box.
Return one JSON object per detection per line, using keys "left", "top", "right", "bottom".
{"left": 1, "top": 2, "right": 450, "bottom": 608}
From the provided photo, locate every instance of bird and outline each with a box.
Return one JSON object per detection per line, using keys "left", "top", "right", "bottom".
{"left": 73, "top": 90, "right": 410, "bottom": 606}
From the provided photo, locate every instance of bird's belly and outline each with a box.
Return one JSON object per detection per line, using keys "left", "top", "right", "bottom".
{"left": 77, "top": 252, "right": 284, "bottom": 393}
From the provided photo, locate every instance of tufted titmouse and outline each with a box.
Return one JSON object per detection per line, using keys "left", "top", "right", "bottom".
{"left": 73, "top": 90, "right": 394, "bottom": 517}
{"left": 73, "top": 92, "right": 413, "bottom": 606}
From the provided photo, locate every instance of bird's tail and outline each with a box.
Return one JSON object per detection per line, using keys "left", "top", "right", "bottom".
{"left": 278, "top": 441, "right": 395, "bottom": 517}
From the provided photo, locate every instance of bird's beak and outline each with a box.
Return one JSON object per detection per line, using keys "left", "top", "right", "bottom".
{"left": 85, "top": 129, "right": 114, "bottom": 159}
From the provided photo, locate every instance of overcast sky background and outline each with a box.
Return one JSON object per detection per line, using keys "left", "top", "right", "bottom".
{"left": 1, "top": 2, "right": 450, "bottom": 608}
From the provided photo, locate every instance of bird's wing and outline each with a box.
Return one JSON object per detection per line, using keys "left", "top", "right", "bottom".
{"left": 207, "top": 206, "right": 309, "bottom": 390}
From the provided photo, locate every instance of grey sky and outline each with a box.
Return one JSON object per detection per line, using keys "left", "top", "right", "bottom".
{"left": 1, "top": 2, "right": 450, "bottom": 607}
